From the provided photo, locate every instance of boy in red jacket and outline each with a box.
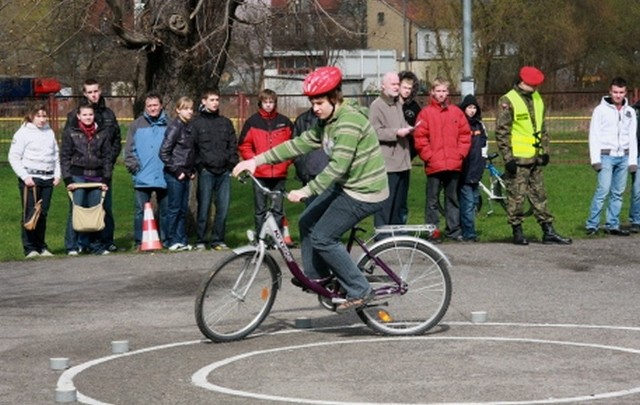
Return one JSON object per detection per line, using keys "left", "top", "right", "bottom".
{"left": 238, "top": 89, "right": 294, "bottom": 234}
{"left": 414, "top": 77, "right": 471, "bottom": 240}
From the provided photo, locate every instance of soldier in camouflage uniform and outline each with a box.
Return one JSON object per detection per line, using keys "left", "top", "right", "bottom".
{"left": 495, "top": 66, "right": 572, "bottom": 245}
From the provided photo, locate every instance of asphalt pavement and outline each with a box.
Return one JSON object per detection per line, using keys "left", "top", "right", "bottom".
{"left": 1, "top": 237, "right": 640, "bottom": 404}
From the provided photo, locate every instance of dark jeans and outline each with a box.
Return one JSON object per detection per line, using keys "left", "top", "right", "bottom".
{"left": 426, "top": 171, "right": 461, "bottom": 238}
{"left": 253, "top": 177, "right": 285, "bottom": 234}
{"left": 459, "top": 182, "right": 478, "bottom": 240}
{"left": 134, "top": 188, "right": 168, "bottom": 247}
{"left": 374, "top": 170, "right": 410, "bottom": 228}
{"left": 196, "top": 169, "right": 230, "bottom": 245}
{"left": 19, "top": 177, "right": 54, "bottom": 256}
{"left": 299, "top": 185, "right": 383, "bottom": 299}
{"left": 100, "top": 182, "right": 115, "bottom": 247}
{"left": 65, "top": 177, "right": 106, "bottom": 253}
{"left": 164, "top": 173, "right": 190, "bottom": 246}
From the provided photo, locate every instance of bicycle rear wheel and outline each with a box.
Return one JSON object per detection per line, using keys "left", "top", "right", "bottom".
{"left": 195, "top": 250, "right": 280, "bottom": 342}
{"left": 356, "top": 240, "right": 451, "bottom": 335}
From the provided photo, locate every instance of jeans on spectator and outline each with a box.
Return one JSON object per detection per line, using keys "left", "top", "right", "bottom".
{"left": 374, "top": 170, "right": 410, "bottom": 228}
{"left": 164, "top": 173, "right": 190, "bottom": 246}
{"left": 425, "top": 171, "right": 461, "bottom": 238}
{"left": 459, "top": 182, "right": 479, "bottom": 240}
{"left": 629, "top": 157, "right": 640, "bottom": 226}
{"left": 65, "top": 176, "right": 106, "bottom": 254}
{"left": 253, "top": 177, "right": 285, "bottom": 234}
{"left": 100, "top": 182, "right": 115, "bottom": 247}
{"left": 196, "top": 169, "right": 230, "bottom": 246}
{"left": 20, "top": 177, "right": 54, "bottom": 255}
{"left": 299, "top": 185, "right": 382, "bottom": 299}
{"left": 586, "top": 155, "right": 628, "bottom": 230}
{"left": 134, "top": 187, "right": 168, "bottom": 247}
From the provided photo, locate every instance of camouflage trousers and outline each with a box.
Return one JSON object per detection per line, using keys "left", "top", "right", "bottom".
{"left": 503, "top": 164, "right": 554, "bottom": 226}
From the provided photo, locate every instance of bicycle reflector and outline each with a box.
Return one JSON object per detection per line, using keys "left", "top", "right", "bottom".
{"left": 377, "top": 310, "right": 393, "bottom": 323}
{"left": 431, "top": 228, "right": 441, "bottom": 240}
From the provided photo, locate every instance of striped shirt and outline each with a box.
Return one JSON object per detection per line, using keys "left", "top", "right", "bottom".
{"left": 256, "top": 99, "right": 388, "bottom": 202}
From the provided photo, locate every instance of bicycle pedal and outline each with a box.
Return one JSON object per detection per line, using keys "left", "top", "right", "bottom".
{"left": 331, "top": 297, "right": 347, "bottom": 304}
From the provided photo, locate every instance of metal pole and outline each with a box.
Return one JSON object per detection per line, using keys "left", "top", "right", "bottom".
{"left": 460, "top": 0, "right": 474, "bottom": 96}
{"left": 403, "top": 0, "right": 409, "bottom": 71}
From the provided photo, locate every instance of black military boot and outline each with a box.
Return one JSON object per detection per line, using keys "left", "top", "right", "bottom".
{"left": 541, "top": 223, "right": 572, "bottom": 245}
{"left": 512, "top": 224, "right": 529, "bottom": 245}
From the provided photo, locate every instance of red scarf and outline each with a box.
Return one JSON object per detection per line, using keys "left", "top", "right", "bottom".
{"left": 79, "top": 121, "right": 96, "bottom": 141}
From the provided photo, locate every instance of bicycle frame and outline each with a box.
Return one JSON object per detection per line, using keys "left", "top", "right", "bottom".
{"left": 240, "top": 172, "right": 431, "bottom": 303}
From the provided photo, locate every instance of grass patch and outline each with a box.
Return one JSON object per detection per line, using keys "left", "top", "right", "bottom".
{"left": 0, "top": 159, "right": 631, "bottom": 262}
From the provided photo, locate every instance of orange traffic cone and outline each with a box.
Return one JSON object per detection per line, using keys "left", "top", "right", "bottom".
{"left": 282, "top": 216, "right": 294, "bottom": 247}
{"left": 141, "top": 202, "right": 162, "bottom": 251}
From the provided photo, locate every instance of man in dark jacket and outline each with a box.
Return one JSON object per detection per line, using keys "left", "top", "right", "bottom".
{"left": 63, "top": 79, "right": 121, "bottom": 252}
{"left": 292, "top": 108, "right": 328, "bottom": 206}
{"left": 191, "top": 87, "right": 238, "bottom": 251}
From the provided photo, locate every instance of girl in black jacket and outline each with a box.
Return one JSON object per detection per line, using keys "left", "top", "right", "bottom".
{"left": 159, "top": 96, "right": 196, "bottom": 251}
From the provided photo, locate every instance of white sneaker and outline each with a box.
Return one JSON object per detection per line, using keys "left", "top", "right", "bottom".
{"left": 168, "top": 243, "right": 184, "bottom": 251}
{"left": 195, "top": 243, "right": 206, "bottom": 251}
{"left": 212, "top": 243, "right": 229, "bottom": 251}
{"left": 67, "top": 250, "right": 79, "bottom": 256}
{"left": 39, "top": 249, "right": 54, "bottom": 257}
{"left": 177, "top": 244, "right": 193, "bottom": 251}
{"left": 25, "top": 251, "right": 40, "bottom": 259}
{"left": 99, "top": 250, "right": 110, "bottom": 256}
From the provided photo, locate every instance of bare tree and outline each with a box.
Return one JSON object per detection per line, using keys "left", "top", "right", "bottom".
{"left": 104, "top": 0, "right": 245, "bottom": 112}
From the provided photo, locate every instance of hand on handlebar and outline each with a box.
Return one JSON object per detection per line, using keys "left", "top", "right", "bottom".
{"left": 287, "top": 189, "right": 307, "bottom": 203}
{"left": 232, "top": 159, "right": 256, "bottom": 178}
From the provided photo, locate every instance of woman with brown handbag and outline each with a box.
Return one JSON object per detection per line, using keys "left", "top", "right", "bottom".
{"left": 8, "top": 104, "right": 61, "bottom": 258}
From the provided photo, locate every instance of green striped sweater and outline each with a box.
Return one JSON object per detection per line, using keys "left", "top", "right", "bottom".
{"left": 255, "top": 99, "right": 389, "bottom": 202}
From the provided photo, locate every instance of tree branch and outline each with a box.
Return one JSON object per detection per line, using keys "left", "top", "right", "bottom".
{"left": 105, "top": 0, "right": 154, "bottom": 48}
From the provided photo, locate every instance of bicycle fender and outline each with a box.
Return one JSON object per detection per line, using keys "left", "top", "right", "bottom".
{"left": 230, "top": 245, "right": 283, "bottom": 287}
{"left": 359, "top": 236, "right": 452, "bottom": 268}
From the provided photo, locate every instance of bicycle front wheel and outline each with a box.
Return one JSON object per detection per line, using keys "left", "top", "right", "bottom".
{"left": 195, "top": 250, "right": 280, "bottom": 342}
{"left": 357, "top": 240, "right": 451, "bottom": 335}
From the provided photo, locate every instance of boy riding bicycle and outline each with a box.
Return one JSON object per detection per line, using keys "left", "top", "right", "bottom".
{"left": 232, "top": 66, "right": 389, "bottom": 313}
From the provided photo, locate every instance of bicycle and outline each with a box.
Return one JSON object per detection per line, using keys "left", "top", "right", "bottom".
{"left": 438, "top": 152, "right": 532, "bottom": 216}
{"left": 195, "top": 172, "right": 452, "bottom": 343}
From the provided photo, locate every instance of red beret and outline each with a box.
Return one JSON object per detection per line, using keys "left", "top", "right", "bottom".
{"left": 519, "top": 66, "right": 544, "bottom": 86}
{"left": 303, "top": 66, "right": 342, "bottom": 96}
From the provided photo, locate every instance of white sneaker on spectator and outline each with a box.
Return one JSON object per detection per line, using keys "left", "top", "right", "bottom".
{"left": 195, "top": 243, "right": 206, "bottom": 251}
{"left": 39, "top": 249, "right": 54, "bottom": 257}
{"left": 25, "top": 251, "right": 40, "bottom": 259}
{"left": 67, "top": 250, "right": 79, "bottom": 256}
{"left": 177, "top": 244, "right": 193, "bottom": 251}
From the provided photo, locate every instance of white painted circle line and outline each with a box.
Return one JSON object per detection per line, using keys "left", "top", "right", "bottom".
{"left": 56, "top": 322, "right": 640, "bottom": 405}
{"left": 191, "top": 336, "right": 640, "bottom": 405}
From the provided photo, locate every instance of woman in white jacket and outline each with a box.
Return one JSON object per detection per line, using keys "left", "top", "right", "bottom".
{"left": 8, "top": 104, "right": 61, "bottom": 258}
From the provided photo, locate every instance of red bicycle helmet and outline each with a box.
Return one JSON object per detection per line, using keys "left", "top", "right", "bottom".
{"left": 303, "top": 66, "right": 342, "bottom": 96}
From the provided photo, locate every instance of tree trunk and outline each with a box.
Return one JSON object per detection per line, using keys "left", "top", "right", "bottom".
{"left": 106, "top": 0, "right": 244, "bottom": 114}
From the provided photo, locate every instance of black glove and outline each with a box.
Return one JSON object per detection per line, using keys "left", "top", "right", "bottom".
{"left": 505, "top": 160, "right": 518, "bottom": 175}
{"left": 540, "top": 154, "right": 550, "bottom": 166}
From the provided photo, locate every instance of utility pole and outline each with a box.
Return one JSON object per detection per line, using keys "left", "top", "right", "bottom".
{"left": 403, "top": 0, "right": 409, "bottom": 71}
{"left": 461, "top": 0, "right": 474, "bottom": 96}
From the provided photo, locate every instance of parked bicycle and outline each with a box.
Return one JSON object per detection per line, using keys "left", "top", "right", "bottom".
{"left": 195, "top": 172, "right": 452, "bottom": 342}
{"left": 438, "top": 152, "right": 532, "bottom": 216}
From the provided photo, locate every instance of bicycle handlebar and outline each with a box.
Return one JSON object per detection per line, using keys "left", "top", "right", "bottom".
{"left": 237, "top": 171, "right": 287, "bottom": 199}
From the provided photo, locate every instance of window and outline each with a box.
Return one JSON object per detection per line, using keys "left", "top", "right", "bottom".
{"left": 377, "top": 12, "right": 385, "bottom": 26}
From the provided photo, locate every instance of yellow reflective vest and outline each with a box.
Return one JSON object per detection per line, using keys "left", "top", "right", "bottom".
{"left": 505, "top": 89, "right": 544, "bottom": 158}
